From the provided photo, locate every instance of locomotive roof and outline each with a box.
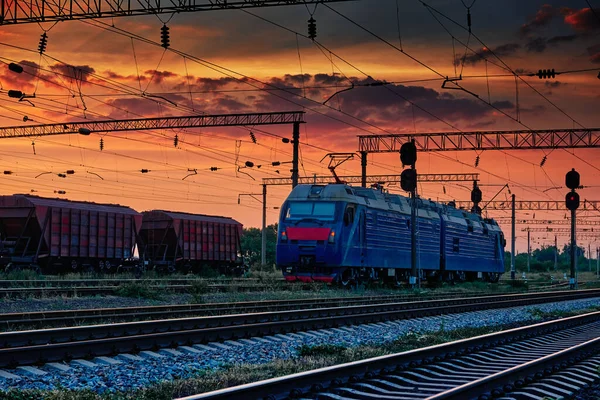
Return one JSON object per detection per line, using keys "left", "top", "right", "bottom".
{"left": 0, "top": 194, "right": 141, "bottom": 215}
{"left": 286, "top": 184, "right": 498, "bottom": 226}
{"left": 142, "top": 210, "right": 242, "bottom": 225}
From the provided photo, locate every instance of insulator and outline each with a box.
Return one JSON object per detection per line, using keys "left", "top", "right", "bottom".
{"left": 475, "top": 155, "right": 480, "bottom": 167}
{"left": 282, "top": 138, "right": 290, "bottom": 144}
{"left": 3, "top": 171, "right": 12, "bottom": 175}
{"left": 536, "top": 68, "right": 556, "bottom": 79}
{"left": 467, "top": 9, "right": 472, "bottom": 33}
{"left": 8, "top": 90, "right": 23, "bottom": 99}
{"left": 249, "top": 131, "right": 257, "bottom": 144}
{"left": 161, "top": 24, "right": 170, "bottom": 49}
{"left": 540, "top": 155, "right": 547, "bottom": 167}
{"left": 58, "top": 173, "right": 66, "bottom": 178}
{"left": 55, "top": 190, "right": 66, "bottom": 194}
{"left": 174, "top": 134, "right": 179, "bottom": 148}
{"left": 272, "top": 161, "right": 281, "bottom": 166}
{"left": 8, "top": 63, "right": 23, "bottom": 74}
{"left": 210, "top": 167, "right": 218, "bottom": 171}
{"left": 308, "top": 17, "right": 317, "bottom": 40}
{"left": 99, "top": 138, "right": 104, "bottom": 151}
{"left": 38, "top": 32, "right": 48, "bottom": 55}
{"left": 140, "top": 169, "right": 149, "bottom": 173}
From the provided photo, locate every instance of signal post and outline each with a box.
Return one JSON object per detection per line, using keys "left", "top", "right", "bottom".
{"left": 565, "top": 168, "right": 580, "bottom": 289}
{"left": 400, "top": 140, "right": 418, "bottom": 288}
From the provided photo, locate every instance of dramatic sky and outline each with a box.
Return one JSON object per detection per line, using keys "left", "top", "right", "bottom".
{"left": 0, "top": 0, "right": 599, "bottom": 253}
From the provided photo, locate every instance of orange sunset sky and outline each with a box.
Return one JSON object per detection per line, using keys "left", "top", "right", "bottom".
{"left": 0, "top": 0, "right": 599, "bottom": 254}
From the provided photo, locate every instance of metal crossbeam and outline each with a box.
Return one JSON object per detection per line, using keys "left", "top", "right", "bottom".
{"left": 522, "top": 227, "right": 599, "bottom": 233}
{"left": 263, "top": 173, "right": 479, "bottom": 186}
{"left": 451, "top": 200, "right": 600, "bottom": 211}
{"left": 358, "top": 128, "right": 600, "bottom": 152}
{"left": 542, "top": 233, "right": 600, "bottom": 239}
{"left": 494, "top": 219, "right": 600, "bottom": 226}
{"left": 0, "top": 0, "right": 352, "bottom": 25}
{"left": 0, "top": 112, "right": 305, "bottom": 138}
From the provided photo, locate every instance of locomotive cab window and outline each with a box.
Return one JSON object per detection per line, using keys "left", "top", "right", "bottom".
{"left": 285, "top": 202, "right": 336, "bottom": 221}
{"left": 343, "top": 205, "right": 355, "bottom": 226}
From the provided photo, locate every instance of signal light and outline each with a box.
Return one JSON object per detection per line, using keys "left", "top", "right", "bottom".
{"left": 400, "top": 168, "right": 417, "bottom": 192}
{"left": 536, "top": 69, "right": 556, "bottom": 79}
{"left": 400, "top": 140, "right": 417, "bottom": 166}
{"left": 565, "top": 168, "right": 580, "bottom": 190}
{"left": 565, "top": 191, "right": 580, "bottom": 211}
{"left": 160, "top": 24, "right": 170, "bottom": 49}
{"left": 308, "top": 17, "right": 317, "bottom": 40}
{"left": 38, "top": 32, "right": 48, "bottom": 54}
{"left": 471, "top": 185, "right": 482, "bottom": 204}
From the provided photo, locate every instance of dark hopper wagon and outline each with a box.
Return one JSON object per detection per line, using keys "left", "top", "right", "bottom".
{"left": 138, "top": 210, "right": 244, "bottom": 275}
{"left": 0, "top": 194, "right": 141, "bottom": 273}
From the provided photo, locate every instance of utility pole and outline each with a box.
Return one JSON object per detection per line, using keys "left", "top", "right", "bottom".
{"left": 360, "top": 151, "right": 367, "bottom": 188}
{"left": 511, "top": 194, "right": 516, "bottom": 280}
{"left": 589, "top": 243, "right": 592, "bottom": 272}
{"left": 597, "top": 247, "right": 599, "bottom": 279}
{"left": 262, "top": 184, "right": 267, "bottom": 266}
{"left": 527, "top": 229, "right": 530, "bottom": 273}
{"left": 291, "top": 122, "right": 300, "bottom": 189}
{"left": 554, "top": 235, "right": 558, "bottom": 271}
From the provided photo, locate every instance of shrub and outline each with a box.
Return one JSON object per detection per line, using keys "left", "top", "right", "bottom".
{"left": 115, "top": 282, "right": 162, "bottom": 300}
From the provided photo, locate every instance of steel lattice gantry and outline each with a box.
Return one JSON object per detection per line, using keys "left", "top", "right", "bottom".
{"left": 521, "top": 227, "right": 600, "bottom": 233}
{"left": 452, "top": 200, "right": 600, "bottom": 211}
{"left": 0, "top": 111, "right": 304, "bottom": 138}
{"left": 358, "top": 128, "right": 600, "bottom": 153}
{"left": 494, "top": 219, "right": 600, "bottom": 226}
{"left": 262, "top": 173, "right": 479, "bottom": 186}
{"left": 0, "top": 0, "right": 352, "bottom": 25}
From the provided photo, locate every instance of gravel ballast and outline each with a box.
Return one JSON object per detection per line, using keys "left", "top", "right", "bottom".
{"left": 1, "top": 296, "right": 599, "bottom": 394}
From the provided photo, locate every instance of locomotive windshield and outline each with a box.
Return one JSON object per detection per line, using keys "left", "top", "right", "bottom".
{"left": 285, "top": 202, "right": 336, "bottom": 221}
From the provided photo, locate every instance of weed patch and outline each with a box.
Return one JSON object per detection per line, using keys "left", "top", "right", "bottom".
{"left": 114, "top": 282, "right": 162, "bottom": 300}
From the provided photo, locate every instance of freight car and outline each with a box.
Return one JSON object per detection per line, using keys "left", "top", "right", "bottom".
{"left": 138, "top": 210, "right": 244, "bottom": 275}
{"left": 0, "top": 194, "right": 245, "bottom": 275}
{"left": 276, "top": 184, "right": 506, "bottom": 286}
{"left": 0, "top": 194, "right": 141, "bottom": 273}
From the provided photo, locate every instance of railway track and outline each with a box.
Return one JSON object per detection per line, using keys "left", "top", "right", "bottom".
{"left": 1, "top": 289, "right": 599, "bottom": 369}
{"left": 180, "top": 310, "right": 600, "bottom": 400}
{"left": 0, "top": 277, "right": 267, "bottom": 287}
{"left": 0, "top": 283, "right": 290, "bottom": 298}
{"left": 0, "top": 290, "right": 574, "bottom": 330}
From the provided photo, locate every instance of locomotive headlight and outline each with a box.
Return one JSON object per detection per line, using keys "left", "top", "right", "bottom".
{"left": 328, "top": 230, "right": 335, "bottom": 243}
{"left": 281, "top": 230, "right": 287, "bottom": 242}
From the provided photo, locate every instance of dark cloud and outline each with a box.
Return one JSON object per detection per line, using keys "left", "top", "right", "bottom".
{"left": 562, "top": 7, "right": 600, "bottom": 32}
{"left": 547, "top": 34, "right": 579, "bottom": 44}
{"left": 520, "top": 4, "right": 558, "bottom": 36}
{"left": 49, "top": 64, "right": 95, "bottom": 81}
{"left": 545, "top": 81, "right": 565, "bottom": 88}
{"left": 588, "top": 44, "right": 600, "bottom": 64}
{"left": 459, "top": 43, "right": 520, "bottom": 66}
{"left": 195, "top": 77, "right": 240, "bottom": 91}
{"left": 525, "top": 37, "right": 547, "bottom": 53}
{"left": 143, "top": 70, "right": 177, "bottom": 84}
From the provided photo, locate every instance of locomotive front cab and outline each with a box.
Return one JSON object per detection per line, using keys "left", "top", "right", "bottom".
{"left": 277, "top": 185, "right": 351, "bottom": 283}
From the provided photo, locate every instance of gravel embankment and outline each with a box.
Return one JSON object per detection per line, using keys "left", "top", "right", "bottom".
{"left": 1, "top": 296, "right": 599, "bottom": 394}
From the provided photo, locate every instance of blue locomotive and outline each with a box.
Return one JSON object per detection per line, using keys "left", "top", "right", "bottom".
{"left": 276, "top": 184, "right": 506, "bottom": 285}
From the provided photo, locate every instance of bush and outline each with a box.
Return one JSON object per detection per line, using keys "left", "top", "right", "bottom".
{"left": 189, "top": 280, "right": 209, "bottom": 303}
{"left": 115, "top": 282, "right": 162, "bottom": 300}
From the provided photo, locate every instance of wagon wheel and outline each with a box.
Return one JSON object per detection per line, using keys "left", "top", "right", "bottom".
{"left": 485, "top": 272, "right": 501, "bottom": 283}
{"left": 455, "top": 271, "right": 467, "bottom": 283}
{"left": 339, "top": 268, "right": 356, "bottom": 288}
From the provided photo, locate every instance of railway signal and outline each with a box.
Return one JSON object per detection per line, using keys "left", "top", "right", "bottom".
{"left": 400, "top": 169, "right": 417, "bottom": 192}
{"left": 565, "top": 168, "right": 580, "bottom": 290}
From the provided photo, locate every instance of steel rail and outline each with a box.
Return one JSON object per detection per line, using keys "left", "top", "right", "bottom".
{"left": 0, "top": 278, "right": 267, "bottom": 287}
{"left": 179, "top": 311, "right": 600, "bottom": 400}
{"left": 0, "top": 290, "right": 565, "bottom": 329}
{"left": 1, "top": 289, "right": 599, "bottom": 368}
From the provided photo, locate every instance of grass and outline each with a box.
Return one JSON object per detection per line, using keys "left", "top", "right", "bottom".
{"left": 114, "top": 282, "right": 164, "bottom": 300}
{"left": 529, "top": 305, "right": 600, "bottom": 320}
